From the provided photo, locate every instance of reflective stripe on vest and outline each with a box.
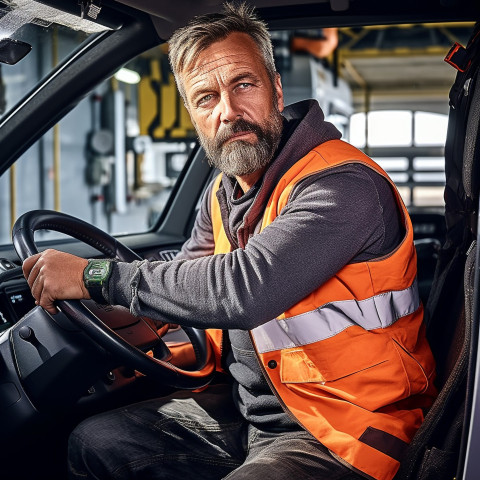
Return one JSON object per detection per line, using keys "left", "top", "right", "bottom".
{"left": 252, "top": 279, "right": 420, "bottom": 353}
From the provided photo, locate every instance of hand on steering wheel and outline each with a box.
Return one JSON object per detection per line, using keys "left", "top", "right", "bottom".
{"left": 12, "top": 210, "right": 215, "bottom": 390}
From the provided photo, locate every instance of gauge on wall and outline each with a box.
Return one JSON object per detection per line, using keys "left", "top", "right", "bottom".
{"left": 89, "top": 129, "right": 114, "bottom": 155}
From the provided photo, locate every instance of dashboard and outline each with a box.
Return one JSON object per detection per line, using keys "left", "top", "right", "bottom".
{"left": 0, "top": 259, "right": 35, "bottom": 333}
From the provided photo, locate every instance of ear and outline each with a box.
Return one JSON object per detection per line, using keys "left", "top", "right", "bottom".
{"left": 274, "top": 73, "right": 284, "bottom": 112}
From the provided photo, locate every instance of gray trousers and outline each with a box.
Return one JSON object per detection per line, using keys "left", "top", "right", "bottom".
{"left": 68, "top": 384, "right": 364, "bottom": 480}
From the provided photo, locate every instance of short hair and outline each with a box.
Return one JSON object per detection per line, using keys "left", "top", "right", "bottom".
{"left": 168, "top": 2, "right": 276, "bottom": 103}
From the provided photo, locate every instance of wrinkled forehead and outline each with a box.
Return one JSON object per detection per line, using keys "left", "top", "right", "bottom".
{"left": 184, "top": 52, "right": 261, "bottom": 83}
{"left": 181, "top": 33, "right": 266, "bottom": 84}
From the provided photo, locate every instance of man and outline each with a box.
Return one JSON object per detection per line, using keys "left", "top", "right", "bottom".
{"left": 23, "top": 3, "right": 436, "bottom": 480}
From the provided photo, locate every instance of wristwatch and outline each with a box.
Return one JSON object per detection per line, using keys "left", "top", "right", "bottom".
{"left": 83, "top": 259, "right": 112, "bottom": 303}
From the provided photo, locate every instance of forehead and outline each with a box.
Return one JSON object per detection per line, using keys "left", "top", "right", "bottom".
{"left": 182, "top": 32, "right": 268, "bottom": 93}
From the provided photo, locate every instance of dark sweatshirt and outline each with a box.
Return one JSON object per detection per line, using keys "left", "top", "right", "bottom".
{"left": 105, "top": 99, "right": 404, "bottom": 430}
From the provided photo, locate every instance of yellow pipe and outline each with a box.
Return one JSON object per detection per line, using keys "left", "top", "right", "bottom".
{"left": 364, "top": 88, "right": 371, "bottom": 157}
{"left": 9, "top": 164, "right": 16, "bottom": 235}
{"left": 52, "top": 27, "right": 60, "bottom": 211}
{"left": 53, "top": 124, "right": 60, "bottom": 211}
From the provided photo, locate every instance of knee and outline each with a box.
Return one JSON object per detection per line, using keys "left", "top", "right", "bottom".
{"left": 67, "top": 414, "right": 117, "bottom": 479}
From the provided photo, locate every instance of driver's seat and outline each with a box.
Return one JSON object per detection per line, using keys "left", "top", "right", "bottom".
{"left": 394, "top": 239, "right": 475, "bottom": 480}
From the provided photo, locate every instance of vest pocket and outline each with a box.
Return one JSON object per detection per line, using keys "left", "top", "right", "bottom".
{"left": 280, "top": 349, "right": 326, "bottom": 383}
{"left": 279, "top": 333, "right": 430, "bottom": 412}
{"left": 391, "top": 339, "right": 430, "bottom": 396}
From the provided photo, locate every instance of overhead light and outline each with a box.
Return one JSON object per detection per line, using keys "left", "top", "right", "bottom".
{"left": 114, "top": 67, "right": 141, "bottom": 84}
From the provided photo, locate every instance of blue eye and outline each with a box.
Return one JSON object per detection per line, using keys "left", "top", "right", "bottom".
{"left": 197, "top": 94, "right": 213, "bottom": 106}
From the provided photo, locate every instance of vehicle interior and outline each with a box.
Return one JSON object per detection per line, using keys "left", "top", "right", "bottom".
{"left": 0, "top": 0, "right": 479, "bottom": 478}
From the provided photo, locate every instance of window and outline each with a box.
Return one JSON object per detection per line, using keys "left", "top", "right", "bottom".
{"left": 350, "top": 111, "right": 413, "bottom": 148}
{"left": 349, "top": 110, "right": 448, "bottom": 207}
{"left": 414, "top": 112, "right": 449, "bottom": 146}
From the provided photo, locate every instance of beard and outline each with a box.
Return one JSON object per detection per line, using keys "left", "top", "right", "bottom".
{"left": 196, "top": 109, "right": 284, "bottom": 177}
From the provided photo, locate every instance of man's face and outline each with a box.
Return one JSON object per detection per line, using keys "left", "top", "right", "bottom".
{"left": 182, "top": 32, "right": 284, "bottom": 178}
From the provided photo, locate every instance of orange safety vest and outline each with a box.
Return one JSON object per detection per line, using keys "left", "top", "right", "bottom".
{"left": 206, "top": 139, "right": 436, "bottom": 480}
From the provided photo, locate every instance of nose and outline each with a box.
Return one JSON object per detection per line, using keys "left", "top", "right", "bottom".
{"left": 218, "top": 93, "right": 242, "bottom": 124}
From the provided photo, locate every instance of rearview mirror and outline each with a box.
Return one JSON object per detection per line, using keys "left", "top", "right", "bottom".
{"left": 0, "top": 38, "right": 32, "bottom": 65}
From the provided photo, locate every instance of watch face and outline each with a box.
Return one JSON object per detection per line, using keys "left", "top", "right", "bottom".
{"left": 89, "top": 267, "right": 106, "bottom": 277}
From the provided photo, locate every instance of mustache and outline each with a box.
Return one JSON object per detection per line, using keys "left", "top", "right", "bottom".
{"left": 215, "top": 119, "right": 263, "bottom": 147}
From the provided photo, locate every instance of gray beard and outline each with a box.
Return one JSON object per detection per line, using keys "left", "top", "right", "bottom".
{"left": 197, "top": 112, "right": 283, "bottom": 178}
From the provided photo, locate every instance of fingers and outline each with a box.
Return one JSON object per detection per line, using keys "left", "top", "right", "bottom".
{"left": 22, "top": 249, "right": 89, "bottom": 314}
{"left": 23, "top": 250, "right": 59, "bottom": 314}
{"left": 30, "top": 269, "right": 58, "bottom": 314}
{"left": 22, "top": 252, "right": 41, "bottom": 283}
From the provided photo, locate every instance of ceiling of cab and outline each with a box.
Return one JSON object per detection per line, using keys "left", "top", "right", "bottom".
{"left": 113, "top": 0, "right": 479, "bottom": 36}
{"left": 0, "top": 0, "right": 110, "bottom": 34}
{"left": 114, "top": 0, "right": 333, "bottom": 39}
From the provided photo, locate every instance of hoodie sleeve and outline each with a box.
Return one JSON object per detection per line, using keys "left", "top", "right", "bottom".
{"left": 105, "top": 165, "right": 402, "bottom": 330}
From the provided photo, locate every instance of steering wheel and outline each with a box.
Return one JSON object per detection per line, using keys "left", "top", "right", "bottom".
{"left": 11, "top": 210, "right": 215, "bottom": 390}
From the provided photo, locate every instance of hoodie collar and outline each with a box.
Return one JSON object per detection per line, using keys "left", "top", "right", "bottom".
{"left": 218, "top": 99, "right": 342, "bottom": 248}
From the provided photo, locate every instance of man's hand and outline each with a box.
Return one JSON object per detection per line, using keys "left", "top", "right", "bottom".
{"left": 22, "top": 249, "right": 90, "bottom": 315}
